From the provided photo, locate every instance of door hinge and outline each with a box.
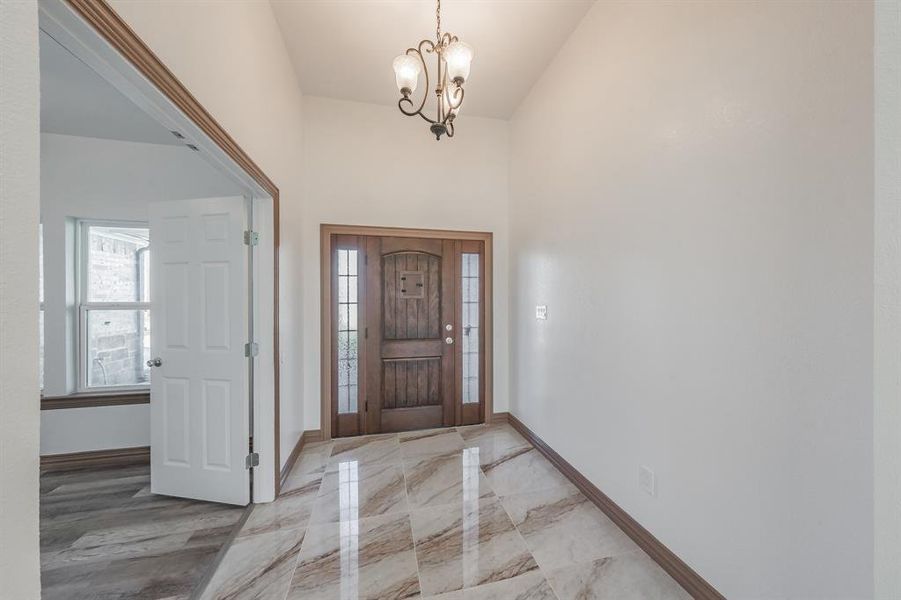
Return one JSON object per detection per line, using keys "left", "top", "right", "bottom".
{"left": 244, "top": 342, "right": 259, "bottom": 357}
{"left": 245, "top": 452, "right": 260, "bottom": 469}
{"left": 364, "top": 327, "right": 368, "bottom": 339}
{"left": 365, "top": 400, "right": 368, "bottom": 412}
{"left": 243, "top": 230, "right": 260, "bottom": 246}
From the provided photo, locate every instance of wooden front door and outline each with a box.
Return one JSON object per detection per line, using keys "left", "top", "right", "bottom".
{"left": 365, "top": 237, "right": 454, "bottom": 432}
{"left": 330, "top": 232, "right": 486, "bottom": 437}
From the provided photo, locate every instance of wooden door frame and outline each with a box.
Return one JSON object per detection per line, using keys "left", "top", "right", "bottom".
{"left": 58, "top": 0, "right": 284, "bottom": 496}
{"left": 320, "top": 224, "right": 494, "bottom": 441}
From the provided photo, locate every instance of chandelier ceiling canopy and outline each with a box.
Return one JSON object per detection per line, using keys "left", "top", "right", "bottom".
{"left": 392, "top": 0, "right": 473, "bottom": 140}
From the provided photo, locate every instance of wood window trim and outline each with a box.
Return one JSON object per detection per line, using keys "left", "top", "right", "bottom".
{"left": 62, "top": 0, "right": 283, "bottom": 494}
{"left": 41, "top": 390, "right": 150, "bottom": 410}
{"left": 320, "top": 224, "right": 494, "bottom": 441}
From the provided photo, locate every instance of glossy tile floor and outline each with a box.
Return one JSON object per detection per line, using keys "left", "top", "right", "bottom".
{"left": 40, "top": 463, "right": 245, "bottom": 600}
{"left": 201, "top": 423, "right": 691, "bottom": 599}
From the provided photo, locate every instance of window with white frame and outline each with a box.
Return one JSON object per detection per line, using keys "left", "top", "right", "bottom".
{"left": 79, "top": 222, "right": 151, "bottom": 390}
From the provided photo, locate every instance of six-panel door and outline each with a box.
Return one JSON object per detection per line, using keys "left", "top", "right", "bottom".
{"left": 149, "top": 197, "right": 250, "bottom": 506}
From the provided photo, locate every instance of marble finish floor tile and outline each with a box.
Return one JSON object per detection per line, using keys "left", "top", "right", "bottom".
{"left": 457, "top": 424, "right": 529, "bottom": 454}
{"left": 404, "top": 449, "right": 494, "bottom": 510}
{"left": 240, "top": 470, "right": 323, "bottom": 538}
{"left": 479, "top": 446, "right": 571, "bottom": 496}
{"left": 289, "top": 512, "right": 421, "bottom": 599}
{"left": 200, "top": 526, "right": 305, "bottom": 600}
{"left": 310, "top": 461, "right": 409, "bottom": 525}
{"left": 410, "top": 496, "right": 539, "bottom": 596}
{"left": 500, "top": 485, "right": 638, "bottom": 570}
{"left": 203, "top": 425, "right": 688, "bottom": 600}
{"left": 399, "top": 428, "right": 466, "bottom": 458}
{"left": 288, "top": 440, "right": 335, "bottom": 478}
{"left": 545, "top": 552, "right": 692, "bottom": 600}
{"left": 328, "top": 433, "right": 402, "bottom": 469}
{"left": 458, "top": 426, "right": 532, "bottom": 470}
{"left": 426, "top": 570, "right": 557, "bottom": 600}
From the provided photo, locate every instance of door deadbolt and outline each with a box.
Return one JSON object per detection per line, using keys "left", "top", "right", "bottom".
{"left": 445, "top": 324, "right": 453, "bottom": 331}
{"left": 445, "top": 337, "right": 454, "bottom": 345}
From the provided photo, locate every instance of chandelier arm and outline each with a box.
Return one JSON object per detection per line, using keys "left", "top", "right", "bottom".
{"left": 419, "top": 38, "right": 437, "bottom": 55}
{"left": 447, "top": 85, "right": 464, "bottom": 111}
{"left": 397, "top": 97, "right": 432, "bottom": 123}
{"left": 446, "top": 120, "right": 455, "bottom": 137}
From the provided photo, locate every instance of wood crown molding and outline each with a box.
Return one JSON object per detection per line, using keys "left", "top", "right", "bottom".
{"left": 62, "top": 0, "right": 282, "bottom": 495}
{"left": 41, "top": 391, "right": 150, "bottom": 410}
{"left": 279, "top": 430, "right": 323, "bottom": 487}
{"left": 41, "top": 446, "right": 150, "bottom": 472}
{"left": 506, "top": 413, "right": 726, "bottom": 600}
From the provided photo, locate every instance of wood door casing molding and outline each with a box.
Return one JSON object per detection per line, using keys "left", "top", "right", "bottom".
{"left": 320, "top": 224, "right": 494, "bottom": 440}
{"left": 63, "top": 0, "right": 283, "bottom": 495}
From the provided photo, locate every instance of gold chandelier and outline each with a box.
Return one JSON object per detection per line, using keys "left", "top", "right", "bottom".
{"left": 392, "top": 0, "right": 473, "bottom": 140}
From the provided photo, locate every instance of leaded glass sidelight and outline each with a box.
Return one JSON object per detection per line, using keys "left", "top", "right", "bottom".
{"left": 461, "top": 253, "right": 479, "bottom": 404}
{"left": 337, "top": 249, "right": 359, "bottom": 414}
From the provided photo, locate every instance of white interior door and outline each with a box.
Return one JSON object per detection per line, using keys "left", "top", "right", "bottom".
{"left": 149, "top": 196, "right": 250, "bottom": 506}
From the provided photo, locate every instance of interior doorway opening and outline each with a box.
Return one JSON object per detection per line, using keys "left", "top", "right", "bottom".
{"left": 321, "top": 225, "right": 493, "bottom": 439}
{"left": 39, "top": 0, "right": 280, "bottom": 508}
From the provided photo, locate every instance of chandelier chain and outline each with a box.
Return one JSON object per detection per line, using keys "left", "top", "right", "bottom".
{"left": 436, "top": 0, "right": 441, "bottom": 41}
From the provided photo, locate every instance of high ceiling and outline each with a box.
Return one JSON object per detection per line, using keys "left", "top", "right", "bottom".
{"left": 270, "top": 0, "right": 594, "bottom": 119}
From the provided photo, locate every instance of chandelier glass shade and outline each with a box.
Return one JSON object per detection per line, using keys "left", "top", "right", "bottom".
{"left": 393, "top": 0, "right": 473, "bottom": 140}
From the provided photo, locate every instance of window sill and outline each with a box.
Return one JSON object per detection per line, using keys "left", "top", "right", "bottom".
{"left": 41, "top": 390, "right": 150, "bottom": 410}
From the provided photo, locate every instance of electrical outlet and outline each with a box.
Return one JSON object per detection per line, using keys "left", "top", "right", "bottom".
{"left": 639, "top": 465, "right": 656, "bottom": 497}
{"left": 536, "top": 305, "right": 548, "bottom": 320}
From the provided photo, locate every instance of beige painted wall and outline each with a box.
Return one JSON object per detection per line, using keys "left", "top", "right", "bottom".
{"left": 111, "top": 0, "right": 307, "bottom": 468}
{"left": 509, "top": 1, "right": 874, "bottom": 597}
{"left": 300, "top": 96, "right": 510, "bottom": 431}
{"left": 0, "top": 0, "right": 41, "bottom": 596}
{"left": 874, "top": 0, "right": 901, "bottom": 597}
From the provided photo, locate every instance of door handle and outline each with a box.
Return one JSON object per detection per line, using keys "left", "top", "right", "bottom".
{"left": 445, "top": 337, "right": 454, "bottom": 345}
{"left": 146, "top": 357, "right": 163, "bottom": 368}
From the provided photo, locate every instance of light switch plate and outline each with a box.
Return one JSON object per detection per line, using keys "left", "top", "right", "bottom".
{"left": 536, "top": 305, "right": 548, "bottom": 320}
